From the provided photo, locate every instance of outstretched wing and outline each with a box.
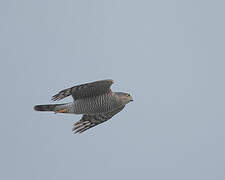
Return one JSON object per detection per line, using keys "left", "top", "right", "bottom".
{"left": 52, "top": 79, "right": 114, "bottom": 101}
{"left": 73, "top": 105, "right": 125, "bottom": 134}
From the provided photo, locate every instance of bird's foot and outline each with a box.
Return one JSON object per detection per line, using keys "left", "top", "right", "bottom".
{"left": 55, "top": 109, "right": 68, "bottom": 113}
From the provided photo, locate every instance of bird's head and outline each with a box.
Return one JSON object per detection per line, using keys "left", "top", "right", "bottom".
{"left": 115, "top": 92, "right": 133, "bottom": 105}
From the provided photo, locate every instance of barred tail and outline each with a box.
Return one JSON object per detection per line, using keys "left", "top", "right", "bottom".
{"left": 34, "top": 103, "right": 67, "bottom": 112}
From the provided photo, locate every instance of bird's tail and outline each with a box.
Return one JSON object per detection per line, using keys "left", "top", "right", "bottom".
{"left": 34, "top": 103, "right": 68, "bottom": 112}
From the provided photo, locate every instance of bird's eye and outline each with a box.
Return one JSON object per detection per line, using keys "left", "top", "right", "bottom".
{"left": 126, "top": 94, "right": 130, "bottom": 97}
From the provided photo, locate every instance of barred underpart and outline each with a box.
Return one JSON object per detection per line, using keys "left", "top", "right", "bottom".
{"left": 73, "top": 93, "right": 120, "bottom": 114}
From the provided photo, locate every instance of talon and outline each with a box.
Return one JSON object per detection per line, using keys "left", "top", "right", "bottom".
{"left": 55, "top": 109, "right": 68, "bottom": 113}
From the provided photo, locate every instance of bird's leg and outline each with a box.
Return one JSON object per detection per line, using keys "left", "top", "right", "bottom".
{"left": 55, "top": 109, "right": 68, "bottom": 113}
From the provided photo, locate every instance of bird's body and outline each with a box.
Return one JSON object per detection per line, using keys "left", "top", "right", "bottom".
{"left": 34, "top": 79, "right": 133, "bottom": 133}
{"left": 71, "top": 92, "right": 120, "bottom": 114}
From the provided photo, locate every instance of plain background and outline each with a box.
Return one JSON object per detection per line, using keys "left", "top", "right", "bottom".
{"left": 1, "top": 0, "right": 225, "bottom": 179}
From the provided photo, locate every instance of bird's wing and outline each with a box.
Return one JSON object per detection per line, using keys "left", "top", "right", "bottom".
{"left": 73, "top": 105, "right": 125, "bottom": 134}
{"left": 52, "top": 79, "right": 114, "bottom": 101}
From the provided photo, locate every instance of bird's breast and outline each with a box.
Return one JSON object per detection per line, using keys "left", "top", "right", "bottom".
{"left": 73, "top": 94, "right": 119, "bottom": 114}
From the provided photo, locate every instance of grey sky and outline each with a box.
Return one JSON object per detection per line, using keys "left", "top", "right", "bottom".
{"left": 1, "top": 0, "right": 225, "bottom": 179}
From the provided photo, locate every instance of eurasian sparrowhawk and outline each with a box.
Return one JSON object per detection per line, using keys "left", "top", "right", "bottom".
{"left": 34, "top": 79, "right": 133, "bottom": 133}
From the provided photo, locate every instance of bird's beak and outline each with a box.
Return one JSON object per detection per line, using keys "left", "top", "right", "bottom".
{"left": 130, "top": 97, "right": 134, "bottom": 102}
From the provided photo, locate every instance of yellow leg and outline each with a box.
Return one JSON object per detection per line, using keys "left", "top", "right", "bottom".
{"left": 55, "top": 109, "right": 68, "bottom": 113}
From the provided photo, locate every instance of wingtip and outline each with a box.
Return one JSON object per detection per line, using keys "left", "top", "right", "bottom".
{"left": 51, "top": 96, "right": 57, "bottom": 101}
{"left": 51, "top": 94, "right": 62, "bottom": 101}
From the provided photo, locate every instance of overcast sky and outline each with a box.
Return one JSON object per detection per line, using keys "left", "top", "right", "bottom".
{"left": 1, "top": 0, "right": 225, "bottom": 179}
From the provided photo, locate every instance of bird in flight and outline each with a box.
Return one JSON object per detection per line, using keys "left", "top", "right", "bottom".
{"left": 34, "top": 79, "right": 133, "bottom": 133}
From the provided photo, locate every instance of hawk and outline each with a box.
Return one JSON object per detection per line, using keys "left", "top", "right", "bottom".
{"left": 34, "top": 79, "right": 133, "bottom": 133}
